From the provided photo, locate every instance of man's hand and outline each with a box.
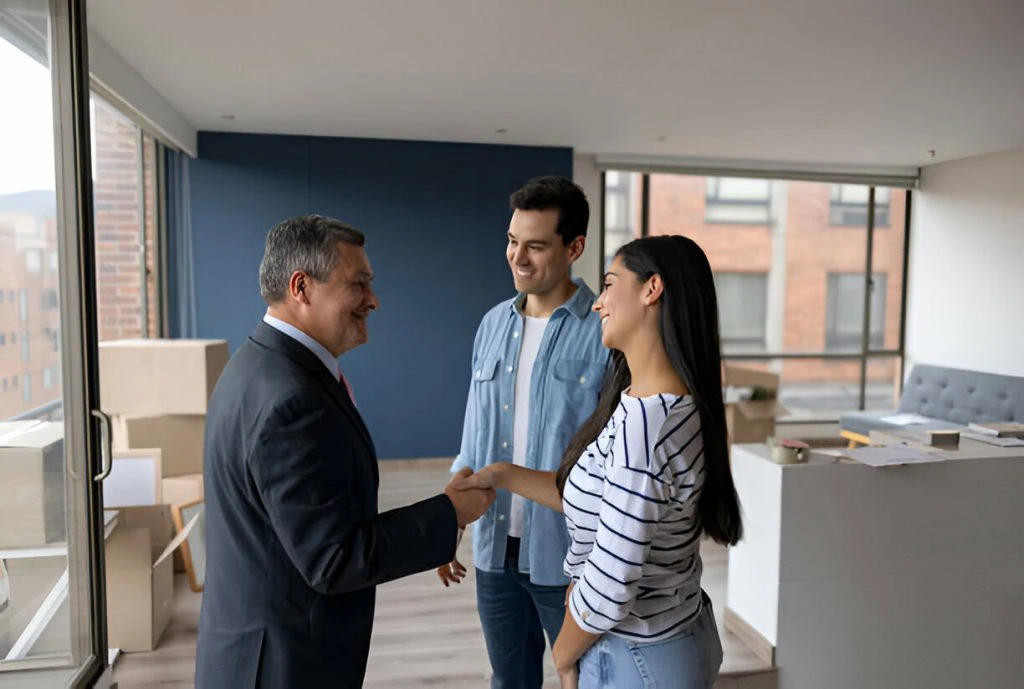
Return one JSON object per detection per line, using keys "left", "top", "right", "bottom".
{"left": 444, "top": 468, "right": 495, "bottom": 527}
{"left": 436, "top": 556, "right": 467, "bottom": 587}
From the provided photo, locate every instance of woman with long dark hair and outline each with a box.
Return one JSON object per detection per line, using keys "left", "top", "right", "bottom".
{"left": 459, "top": 235, "right": 742, "bottom": 688}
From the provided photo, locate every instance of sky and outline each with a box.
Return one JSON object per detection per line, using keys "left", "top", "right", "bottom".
{"left": 0, "top": 36, "right": 56, "bottom": 195}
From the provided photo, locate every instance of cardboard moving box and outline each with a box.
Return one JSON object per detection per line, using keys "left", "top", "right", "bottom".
{"left": 723, "top": 364, "right": 787, "bottom": 445}
{"left": 113, "top": 415, "right": 205, "bottom": 477}
{"left": 0, "top": 421, "right": 66, "bottom": 548}
{"left": 105, "top": 505, "right": 195, "bottom": 653}
{"left": 99, "top": 339, "right": 229, "bottom": 415}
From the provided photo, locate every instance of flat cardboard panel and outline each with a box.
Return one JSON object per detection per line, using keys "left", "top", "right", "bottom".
{"left": 113, "top": 415, "right": 205, "bottom": 477}
{"left": 162, "top": 473, "right": 204, "bottom": 507}
{"left": 98, "top": 339, "right": 229, "bottom": 415}
{"left": 0, "top": 421, "right": 66, "bottom": 548}
{"left": 103, "top": 450, "right": 163, "bottom": 508}
{"left": 105, "top": 526, "right": 154, "bottom": 652}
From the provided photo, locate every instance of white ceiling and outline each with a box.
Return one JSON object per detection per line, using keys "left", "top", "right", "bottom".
{"left": 87, "top": 0, "right": 1024, "bottom": 168}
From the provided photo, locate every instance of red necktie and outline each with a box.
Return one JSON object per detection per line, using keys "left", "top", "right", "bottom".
{"left": 339, "top": 370, "right": 356, "bottom": 406}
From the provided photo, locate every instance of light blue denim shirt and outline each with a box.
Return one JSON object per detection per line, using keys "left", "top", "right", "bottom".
{"left": 452, "top": 278, "right": 608, "bottom": 586}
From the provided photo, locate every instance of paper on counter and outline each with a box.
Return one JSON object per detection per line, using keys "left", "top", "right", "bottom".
{"left": 881, "top": 413, "right": 933, "bottom": 426}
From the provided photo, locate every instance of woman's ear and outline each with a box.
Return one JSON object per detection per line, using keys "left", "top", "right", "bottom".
{"left": 644, "top": 274, "right": 665, "bottom": 306}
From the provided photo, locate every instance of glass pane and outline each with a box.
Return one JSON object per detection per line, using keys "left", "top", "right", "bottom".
{"left": 865, "top": 356, "right": 902, "bottom": 411}
{"left": 602, "top": 170, "right": 641, "bottom": 271}
{"left": 650, "top": 174, "right": 870, "bottom": 355}
{"left": 92, "top": 97, "right": 146, "bottom": 341}
{"left": 143, "top": 135, "right": 159, "bottom": 337}
{"left": 1, "top": 1, "right": 99, "bottom": 679}
{"left": 871, "top": 188, "right": 907, "bottom": 351}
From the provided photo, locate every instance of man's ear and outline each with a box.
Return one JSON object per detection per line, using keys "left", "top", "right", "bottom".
{"left": 567, "top": 236, "right": 586, "bottom": 263}
{"left": 288, "top": 270, "right": 312, "bottom": 305}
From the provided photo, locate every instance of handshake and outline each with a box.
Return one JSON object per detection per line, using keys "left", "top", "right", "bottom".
{"left": 443, "top": 466, "right": 501, "bottom": 528}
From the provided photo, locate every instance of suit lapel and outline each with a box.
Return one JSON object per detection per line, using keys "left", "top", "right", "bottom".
{"left": 251, "top": 322, "right": 375, "bottom": 457}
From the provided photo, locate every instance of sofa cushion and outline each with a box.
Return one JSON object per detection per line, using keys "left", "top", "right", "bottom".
{"left": 898, "top": 364, "right": 1024, "bottom": 424}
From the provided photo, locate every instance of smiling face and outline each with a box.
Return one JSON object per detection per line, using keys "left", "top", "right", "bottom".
{"left": 298, "top": 241, "right": 379, "bottom": 357}
{"left": 593, "top": 254, "right": 658, "bottom": 351}
{"left": 506, "top": 208, "right": 582, "bottom": 297}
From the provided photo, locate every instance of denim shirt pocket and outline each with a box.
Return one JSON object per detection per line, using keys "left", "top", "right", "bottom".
{"left": 551, "top": 358, "right": 605, "bottom": 408}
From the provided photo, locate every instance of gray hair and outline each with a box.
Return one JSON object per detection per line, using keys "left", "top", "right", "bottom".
{"left": 258, "top": 214, "right": 365, "bottom": 304}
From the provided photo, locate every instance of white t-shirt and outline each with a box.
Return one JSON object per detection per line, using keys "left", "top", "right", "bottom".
{"left": 509, "top": 316, "right": 548, "bottom": 537}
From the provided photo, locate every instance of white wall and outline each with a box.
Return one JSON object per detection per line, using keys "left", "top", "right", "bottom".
{"left": 572, "top": 153, "right": 602, "bottom": 292}
{"left": 905, "top": 147, "right": 1024, "bottom": 376}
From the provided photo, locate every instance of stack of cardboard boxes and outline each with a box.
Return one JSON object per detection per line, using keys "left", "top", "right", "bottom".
{"left": 98, "top": 338, "right": 228, "bottom": 652}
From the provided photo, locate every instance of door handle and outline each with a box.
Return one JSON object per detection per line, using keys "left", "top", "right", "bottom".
{"left": 91, "top": 409, "right": 113, "bottom": 482}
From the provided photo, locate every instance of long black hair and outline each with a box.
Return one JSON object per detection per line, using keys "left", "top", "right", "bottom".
{"left": 556, "top": 235, "right": 742, "bottom": 546}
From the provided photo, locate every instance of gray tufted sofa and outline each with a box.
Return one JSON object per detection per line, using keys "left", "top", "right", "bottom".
{"left": 839, "top": 363, "right": 1024, "bottom": 442}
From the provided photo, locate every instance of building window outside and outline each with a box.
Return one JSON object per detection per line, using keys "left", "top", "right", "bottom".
{"left": 714, "top": 272, "right": 768, "bottom": 351}
{"left": 829, "top": 184, "right": 890, "bottom": 227}
{"left": 25, "top": 249, "right": 42, "bottom": 273}
{"left": 825, "top": 272, "right": 887, "bottom": 351}
{"left": 705, "top": 177, "right": 772, "bottom": 224}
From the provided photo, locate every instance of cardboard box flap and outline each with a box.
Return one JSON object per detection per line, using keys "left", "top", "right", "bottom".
{"left": 723, "top": 364, "right": 779, "bottom": 394}
{"left": 154, "top": 513, "right": 198, "bottom": 569}
{"left": 735, "top": 400, "right": 788, "bottom": 420}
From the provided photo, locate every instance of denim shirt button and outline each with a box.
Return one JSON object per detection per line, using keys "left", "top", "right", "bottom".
{"left": 501, "top": 441, "right": 508, "bottom": 449}
{"left": 475, "top": 370, "right": 481, "bottom": 379}
{"left": 498, "top": 514, "right": 505, "bottom": 522}
{"left": 579, "top": 376, "right": 586, "bottom": 384}
{"left": 502, "top": 404, "right": 509, "bottom": 411}
{"left": 506, "top": 365, "right": 513, "bottom": 373}
{"left": 513, "top": 332, "right": 520, "bottom": 338}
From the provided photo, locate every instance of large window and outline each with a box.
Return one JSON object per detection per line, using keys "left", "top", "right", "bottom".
{"left": 602, "top": 170, "right": 641, "bottom": 270}
{"left": 91, "top": 97, "right": 161, "bottom": 341}
{"left": 714, "top": 272, "right": 768, "bottom": 352}
{"left": 609, "top": 171, "right": 909, "bottom": 418}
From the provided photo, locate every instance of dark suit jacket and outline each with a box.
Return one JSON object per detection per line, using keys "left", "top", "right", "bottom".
{"left": 195, "top": 323, "right": 458, "bottom": 688}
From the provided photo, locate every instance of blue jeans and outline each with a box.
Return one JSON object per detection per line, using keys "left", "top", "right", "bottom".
{"left": 579, "top": 591, "right": 723, "bottom": 689}
{"left": 476, "top": 537, "right": 567, "bottom": 689}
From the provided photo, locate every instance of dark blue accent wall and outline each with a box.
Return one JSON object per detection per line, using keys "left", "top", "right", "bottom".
{"left": 184, "top": 132, "right": 572, "bottom": 459}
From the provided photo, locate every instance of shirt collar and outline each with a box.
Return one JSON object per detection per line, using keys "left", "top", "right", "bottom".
{"left": 262, "top": 312, "right": 340, "bottom": 380}
{"left": 510, "top": 277, "right": 596, "bottom": 320}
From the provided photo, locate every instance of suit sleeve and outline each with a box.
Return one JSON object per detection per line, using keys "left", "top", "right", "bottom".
{"left": 249, "top": 395, "right": 458, "bottom": 595}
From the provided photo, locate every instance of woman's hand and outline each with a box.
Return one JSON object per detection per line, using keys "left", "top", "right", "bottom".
{"left": 436, "top": 557, "right": 467, "bottom": 587}
{"left": 454, "top": 462, "right": 509, "bottom": 491}
{"left": 557, "top": 664, "right": 579, "bottom": 689}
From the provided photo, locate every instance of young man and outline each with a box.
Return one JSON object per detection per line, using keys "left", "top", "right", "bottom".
{"left": 442, "top": 177, "right": 608, "bottom": 688}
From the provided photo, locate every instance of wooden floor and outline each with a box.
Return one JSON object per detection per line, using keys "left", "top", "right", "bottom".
{"left": 113, "top": 460, "right": 775, "bottom": 688}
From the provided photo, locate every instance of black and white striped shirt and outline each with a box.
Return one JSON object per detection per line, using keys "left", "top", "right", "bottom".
{"left": 563, "top": 391, "right": 705, "bottom": 641}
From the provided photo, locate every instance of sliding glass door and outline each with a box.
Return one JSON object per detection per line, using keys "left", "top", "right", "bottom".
{"left": 0, "top": 0, "right": 108, "bottom": 685}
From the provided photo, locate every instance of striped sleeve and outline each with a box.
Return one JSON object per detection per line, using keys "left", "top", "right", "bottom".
{"left": 568, "top": 424, "right": 674, "bottom": 633}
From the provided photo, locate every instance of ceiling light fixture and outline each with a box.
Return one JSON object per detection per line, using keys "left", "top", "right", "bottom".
{"left": 495, "top": 128, "right": 507, "bottom": 134}
{"left": 220, "top": 114, "right": 236, "bottom": 120}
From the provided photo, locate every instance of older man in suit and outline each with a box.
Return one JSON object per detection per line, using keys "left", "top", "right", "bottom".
{"left": 195, "top": 215, "right": 494, "bottom": 688}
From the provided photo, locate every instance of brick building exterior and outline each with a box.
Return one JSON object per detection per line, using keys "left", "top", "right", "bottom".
{"left": 0, "top": 100, "right": 157, "bottom": 419}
